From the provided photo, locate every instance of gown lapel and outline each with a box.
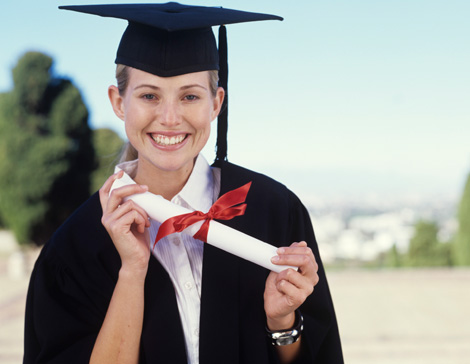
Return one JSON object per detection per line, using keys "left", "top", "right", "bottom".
{"left": 141, "top": 256, "right": 188, "bottom": 363}
{"left": 199, "top": 242, "right": 240, "bottom": 364}
{"left": 199, "top": 163, "right": 242, "bottom": 364}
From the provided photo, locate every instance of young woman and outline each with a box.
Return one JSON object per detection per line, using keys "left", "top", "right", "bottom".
{"left": 24, "top": 3, "right": 343, "bottom": 364}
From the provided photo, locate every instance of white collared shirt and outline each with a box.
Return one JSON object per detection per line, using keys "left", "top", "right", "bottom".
{"left": 116, "top": 154, "right": 221, "bottom": 364}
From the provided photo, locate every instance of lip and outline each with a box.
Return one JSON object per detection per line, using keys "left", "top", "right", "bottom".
{"left": 148, "top": 132, "right": 189, "bottom": 151}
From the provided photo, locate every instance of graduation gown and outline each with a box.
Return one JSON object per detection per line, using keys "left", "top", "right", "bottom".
{"left": 23, "top": 161, "right": 343, "bottom": 364}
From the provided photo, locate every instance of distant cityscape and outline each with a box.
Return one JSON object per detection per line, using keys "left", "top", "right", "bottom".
{"left": 306, "top": 194, "right": 458, "bottom": 264}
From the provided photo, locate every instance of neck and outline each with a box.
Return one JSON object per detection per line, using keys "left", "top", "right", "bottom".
{"left": 134, "top": 159, "right": 195, "bottom": 201}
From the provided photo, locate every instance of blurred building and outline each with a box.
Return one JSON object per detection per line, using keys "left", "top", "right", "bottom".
{"left": 308, "top": 195, "right": 457, "bottom": 264}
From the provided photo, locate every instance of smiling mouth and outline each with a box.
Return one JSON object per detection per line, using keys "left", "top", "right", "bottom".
{"left": 150, "top": 133, "right": 187, "bottom": 146}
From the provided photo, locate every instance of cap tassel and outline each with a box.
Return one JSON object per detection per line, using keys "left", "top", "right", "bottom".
{"left": 215, "top": 25, "right": 228, "bottom": 165}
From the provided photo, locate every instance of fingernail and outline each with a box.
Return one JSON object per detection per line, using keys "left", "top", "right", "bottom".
{"left": 277, "top": 248, "right": 285, "bottom": 254}
{"left": 271, "top": 256, "right": 280, "bottom": 263}
{"left": 141, "top": 185, "right": 149, "bottom": 191}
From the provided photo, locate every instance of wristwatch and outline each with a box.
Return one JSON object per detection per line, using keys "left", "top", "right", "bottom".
{"left": 266, "top": 309, "right": 304, "bottom": 346}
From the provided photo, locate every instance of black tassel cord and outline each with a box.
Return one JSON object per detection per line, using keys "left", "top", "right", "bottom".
{"left": 215, "top": 25, "right": 228, "bottom": 165}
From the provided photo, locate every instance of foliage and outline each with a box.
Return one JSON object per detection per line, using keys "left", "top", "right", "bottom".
{"left": 91, "top": 128, "right": 124, "bottom": 193}
{"left": 0, "top": 51, "right": 95, "bottom": 245}
{"left": 406, "top": 220, "right": 453, "bottom": 267}
{"left": 454, "top": 173, "right": 470, "bottom": 265}
{"left": 383, "top": 244, "right": 404, "bottom": 268}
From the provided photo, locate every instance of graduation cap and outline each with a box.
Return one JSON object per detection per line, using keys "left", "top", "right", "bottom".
{"left": 59, "top": 2, "right": 283, "bottom": 164}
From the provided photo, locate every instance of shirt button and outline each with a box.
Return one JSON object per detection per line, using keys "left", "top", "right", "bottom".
{"left": 171, "top": 237, "right": 180, "bottom": 246}
{"left": 184, "top": 281, "right": 193, "bottom": 290}
{"left": 194, "top": 328, "right": 200, "bottom": 336}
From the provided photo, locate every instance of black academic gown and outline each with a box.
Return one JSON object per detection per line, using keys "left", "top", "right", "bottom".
{"left": 23, "top": 161, "right": 343, "bottom": 364}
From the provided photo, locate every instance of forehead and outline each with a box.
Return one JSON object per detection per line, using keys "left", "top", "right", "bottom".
{"left": 128, "top": 67, "right": 211, "bottom": 88}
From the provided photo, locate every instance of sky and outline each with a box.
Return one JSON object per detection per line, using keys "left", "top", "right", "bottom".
{"left": 1, "top": 0, "right": 469, "bottom": 205}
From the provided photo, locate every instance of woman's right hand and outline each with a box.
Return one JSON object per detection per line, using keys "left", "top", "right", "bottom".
{"left": 99, "top": 171, "right": 151, "bottom": 275}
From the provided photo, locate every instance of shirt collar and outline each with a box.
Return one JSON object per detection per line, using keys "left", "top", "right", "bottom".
{"left": 175, "top": 154, "right": 214, "bottom": 213}
{"left": 115, "top": 154, "right": 215, "bottom": 213}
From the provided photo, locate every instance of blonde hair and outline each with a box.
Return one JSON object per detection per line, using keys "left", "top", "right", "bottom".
{"left": 115, "top": 65, "right": 220, "bottom": 162}
{"left": 118, "top": 142, "right": 139, "bottom": 163}
{"left": 116, "top": 64, "right": 130, "bottom": 95}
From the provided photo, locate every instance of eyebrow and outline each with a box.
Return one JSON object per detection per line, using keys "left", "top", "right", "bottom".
{"left": 180, "top": 84, "right": 208, "bottom": 91}
{"left": 133, "top": 84, "right": 208, "bottom": 91}
{"left": 134, "top": 84, "right": 160, "bottom": 91}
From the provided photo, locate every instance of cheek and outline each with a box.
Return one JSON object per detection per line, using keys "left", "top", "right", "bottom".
{"left": 124, "top": 105, "right": 147, "bottom": 127}
{"left": 191, "top": 118, "right": 211, "bottom": 147}
{"left": 123, "top": 110, "right": 148, "bottom": 143}
{"left": 193, "top": 121, "right": 211, "bottom": 142}
{"left": 190, "top": 106, "right": 213, "bottom": 129}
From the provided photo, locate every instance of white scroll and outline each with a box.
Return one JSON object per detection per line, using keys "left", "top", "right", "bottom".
{"left": 111, "top": 171, "right": 295, "bottom": 273}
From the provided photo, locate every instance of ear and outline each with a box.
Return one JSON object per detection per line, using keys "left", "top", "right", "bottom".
{"left": 211, "top": 87, "right": 225, "bottom": 121}
{"left": 108, "top": 85, "right": 125, "bottom": 121}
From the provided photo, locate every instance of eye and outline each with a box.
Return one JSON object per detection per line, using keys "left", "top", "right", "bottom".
{"left": 142, "top": 94, "right": 157, "bottom": 101}
{"left": 183, "top": 94, "right": 199, "bottom": 101}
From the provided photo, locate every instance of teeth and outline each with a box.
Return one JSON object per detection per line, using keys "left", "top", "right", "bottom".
{"left": 152, "top": 134, "right": 185, "bottom": 146}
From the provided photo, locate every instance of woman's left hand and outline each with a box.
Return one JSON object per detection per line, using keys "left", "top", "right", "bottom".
{"left": 264, "top": 241, "right": 319, "bottom": 330}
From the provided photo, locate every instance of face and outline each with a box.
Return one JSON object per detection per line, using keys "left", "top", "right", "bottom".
{"left": 109, "top": 68, "right": 224, "bottom": 179}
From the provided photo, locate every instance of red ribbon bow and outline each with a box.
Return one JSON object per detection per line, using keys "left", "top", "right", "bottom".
{"left": 153, "top": 181, "right": 252, "bottom": 248}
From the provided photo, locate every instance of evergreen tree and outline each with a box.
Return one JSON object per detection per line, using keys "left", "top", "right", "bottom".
{"left": 407, "top": 221, "right": 439, "bottom": 266}
{"left": 91, "top": 128, "right": 124, "bottom": 193}
{"left": 407, "top": 220, "right": 453, "bottom": 267}
{"left": 384, "top": 244, "right": 403, "bottom": 268}
{"left": 0, "top": 51, "right": 95, "bottom": 245}
{"left": 454, "top": 173, "right": 470, "bottom": 265}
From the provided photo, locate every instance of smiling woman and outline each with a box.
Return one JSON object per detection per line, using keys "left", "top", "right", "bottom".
{"left": 108, "top": 68, "right": 224, "bottom": 199}
{"left": 116, "top": 65, "right": 221, "bottom": 169}
{"left": 23, "top": 3, "right": 343, "bottom": 364}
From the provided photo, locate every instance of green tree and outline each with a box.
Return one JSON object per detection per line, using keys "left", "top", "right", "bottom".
{"left": 91, "top": 128, "right": 124, "bottom": 192}
{"left": 0, "top": 51, "right": 95, "bottom": 245}
{"left": 454, "top": 173, "right": 470, "bottom": 265}
{"left": 384, "top": 244, "right": 403, "bottom": 268}
{"left": 407, "top": 220, "right": 452, "bottom": 267}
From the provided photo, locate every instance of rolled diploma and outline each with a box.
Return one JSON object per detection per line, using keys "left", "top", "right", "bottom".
{"left": 111, "top": 171, "right": 295, "bottom": 273}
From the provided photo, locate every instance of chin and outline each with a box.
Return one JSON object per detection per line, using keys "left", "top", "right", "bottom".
{"left": 152, "top": 159, "right": 193, "bottom": 173}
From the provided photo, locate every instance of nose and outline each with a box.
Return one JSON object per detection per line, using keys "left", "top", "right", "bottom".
{"left": 159, "top": 99, "right": 181, "bottom": 127}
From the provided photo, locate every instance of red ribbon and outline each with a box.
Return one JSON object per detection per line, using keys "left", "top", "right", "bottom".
{"left": 153, "top": 181, "right": 252, "bottom": 248}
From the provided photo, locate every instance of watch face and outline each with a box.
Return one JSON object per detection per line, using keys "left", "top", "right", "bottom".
{"left": 268, "top": 310, "right": 303, "bottom": 346}
{"left": 276, "top": 336, "right": 296, "bottom": 346}
{"left": 272, "top": 330, "right": 300, "bottom": 346}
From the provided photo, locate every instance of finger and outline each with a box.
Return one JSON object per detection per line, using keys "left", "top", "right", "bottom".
{"left": 273, "top": 246, "right": 316, "bottom": 266}
{"left": 105, "top": 184, "right": 149, "bottom": 213}
{"left": 99, "top": 170, "right": 124, "bottom": 207}
{"left": 291, "top": 241, "right": 307, "bottom": 248}
{"left": 107, "top": 199, "right": 148, "bottom": 225}
{"left": 275, "top": 275, "right": 311, "bottom": 308}
{"left": 276, "top": 266, "right": 318, "bottom": 292}
{"left": 277, "top": 242, "right": 316, "bottom": 263}
{"left": 277, "top": 242, "right": 312, "bottom": 257}
{"left": 131, "top": 210, "right": 149, "bottom": 234}
{"left": 105, "top": 202, "right": 149, "bottom": 235}
{"left": 119, "top": 199, "right": 150, "bottom": 223}
{"left": 272, "top": 248, "right": 318, "bottom": 279}
{"left": 102, "top": 198, "right": 151, "bottom": 239}
{"left": 121, "top": 200, "right": 151, "bottom": 232}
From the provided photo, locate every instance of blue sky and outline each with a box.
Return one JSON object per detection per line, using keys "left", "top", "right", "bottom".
{"left": 1, "top": 0, "right": 469, "bottom": 203}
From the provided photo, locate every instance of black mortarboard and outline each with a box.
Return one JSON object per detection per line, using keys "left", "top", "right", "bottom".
{"left": 59, "top": 2, "right": 283, "bottom": 163}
